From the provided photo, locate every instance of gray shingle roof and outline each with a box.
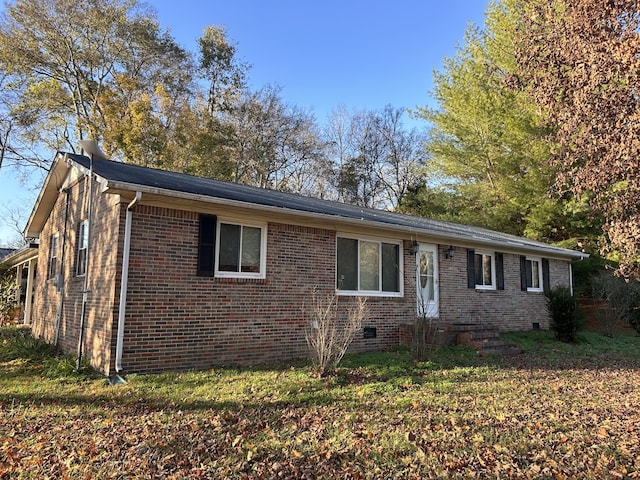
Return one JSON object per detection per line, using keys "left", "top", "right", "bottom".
{"left": 0, "top": 248, "right": 16, "bottom": 260}
{"left": 64, "top": 152, "right": 587, "bottom": 260}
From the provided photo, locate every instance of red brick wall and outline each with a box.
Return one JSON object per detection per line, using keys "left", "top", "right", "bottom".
{"left": 437, "top": 245, "right": 569, "bottom": 331}
{"left": 32, "top": 186, "right": 575, "bottom": 374}
{"left": 31, "top": 176, "right": 121, "bottom": 374}
{"left": 119, "top": 207, "right": 416, "bottom": 373}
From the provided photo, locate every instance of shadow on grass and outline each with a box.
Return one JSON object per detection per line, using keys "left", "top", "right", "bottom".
{"left": 2, "top": 327, "right": 639, "bottom": 414}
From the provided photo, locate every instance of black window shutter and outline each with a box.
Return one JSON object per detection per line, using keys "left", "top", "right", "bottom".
{"left": 467, "top": 249, "right": 475, "bottom": 289}
{"left": 542, "top": 258, "right": 550, "bottom": 292}
{"left": 197, "top": 214, "right": 217, "bottom": 276}
{"left": 519, "top": 255, "right": 527, "bottom": 291}
{"left": 496, "top": 252, "right": 504, "bottom": 290}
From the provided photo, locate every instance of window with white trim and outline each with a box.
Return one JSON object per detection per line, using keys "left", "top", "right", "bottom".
{"left": 197, "top": 215, "right": 267, "bottom": 279}
{"left": 48, "top": 234, "right": 59, "bottom": 279}
{"left": 336, "top": 236, "right": 402, "bottom": 296}
{"left": 474, "top": 251, "right": 495, "bottom": 289}
{"left": 76, "top": 220, "right": 89, "bottom": 276}
{"left": 524, "top": 256, "right": 543, "bottom": 292}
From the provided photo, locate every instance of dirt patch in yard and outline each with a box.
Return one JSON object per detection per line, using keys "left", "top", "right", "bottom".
{"left": 579, "top": 298, "right": 637, "bottom": 336}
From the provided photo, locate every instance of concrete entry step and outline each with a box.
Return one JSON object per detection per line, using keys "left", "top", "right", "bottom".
{"left": 400, "top": 322, "right": 523, "bottom": 356}
{"left": 444, "top": 323, "right": 522, "bottom": 356}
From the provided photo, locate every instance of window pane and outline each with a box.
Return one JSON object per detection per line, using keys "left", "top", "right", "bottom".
{"left": 337, "top": 237, "right": 357, "bottom": 290}
{"left": 49, "top": 235, "right": 58, "bottom": 278}
{"left": 419, "top": 250, "right": 434, "bottom": 301}
{"left": 77, "top": 253, "right": 86, "bottom": 276}
{"left": 531, "top": 260, "right": 540, "bottom": 288}
{"left": 526, "top": 260, "right": 533, "bottom": 288}
{"left": 241, "top": 226, "right": 261, "bottom": 273}
{"left": 360, "top": 241, "right": 379, "bottom": 291}
{"left": 482, "top": 255, "right": 492, "bottom": 286}
{"left": 474, "top": 254, "right": 483, "bottom": 285}
{"left": 382, "top": 243, "right": 400, "bottom": 292}
{"left": 79, "top": 222, "right": 88, "bottom": 249}
{"left": 77, "top": 222, "right": 88, "bottom": 276}
{"left": 219, "top": 223, "right": 240, "bottom": 272}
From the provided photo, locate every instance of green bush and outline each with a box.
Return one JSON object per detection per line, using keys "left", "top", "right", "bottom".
{"left": 0, "top": 326, "right": 94, "bottom": 378}
{"left": 0, "top": 271, "right": 18, "bottom": 326}
{"left": 591, "top": 271, "right": 640, "bottom": 335}
{"left": 545, "top": 285, "right": 582, "bottom": 342}
{"left": 0, "top": 326, "right": 57, "bottom": 362}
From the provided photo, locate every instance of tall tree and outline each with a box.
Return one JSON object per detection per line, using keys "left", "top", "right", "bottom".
{"left": 198, "top": 25, "right": 248, "bottom": 115}
{"left": 223, "top": 85, "right": 326, "bottom": 194}
{"left": 326, "top": 106, "right": 426, "bottom": 209}
{"left": 336, "top": 110, "right": 386, "bottom": 208}
{"left": 414, "top": 0, "right": 594, "bottom": 244}
{"left": 0, "top": 0, "right": 193, "bottom": 169}
{"left": 514, "top": 0, "right": 640, "bottom": 276}
{"left": 376, "top": 105, "right": 427, "bottom": 209}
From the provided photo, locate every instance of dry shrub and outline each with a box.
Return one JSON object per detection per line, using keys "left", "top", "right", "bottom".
{"left": 304, "top": 287, "right": 368, "bottom": 376}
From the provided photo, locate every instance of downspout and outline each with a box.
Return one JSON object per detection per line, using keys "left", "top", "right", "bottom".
{"left": 115, "top": 191, "right": 142, "bottom": 374}
{"left": 569, "top": 262, "right": 574, "bottom": 297}
{"left": 76, "top": 155, "right": 94, "bottom": 370}
{"left": 54, "top": 188, "right": 70, "bottom": 345}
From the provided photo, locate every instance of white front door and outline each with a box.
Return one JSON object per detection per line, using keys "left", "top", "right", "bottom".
{"left": 417, "top": 244, "right": 439, "bottom": 318}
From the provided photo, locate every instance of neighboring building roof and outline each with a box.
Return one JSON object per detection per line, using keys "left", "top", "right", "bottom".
{"left": 0, "top": 248, "right": 16, "bottom": 260}
{"left": 25, "top": 151, "right": 588, "bottom": 260}
{"left": 0, "top": 244, "right": 38, "bottom": 268}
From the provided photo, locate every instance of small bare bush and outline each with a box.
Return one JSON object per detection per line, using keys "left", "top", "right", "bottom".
{"left": 413, "top": 317, "right": 439, "bottom": 362}
{"left": 413, "top": 295, "right": 440, "bottom": 361}
{"left": 304, "top": 287, "right": 368, "bottom": 376}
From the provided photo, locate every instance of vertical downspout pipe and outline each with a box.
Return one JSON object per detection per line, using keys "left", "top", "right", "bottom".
{"left": 115, "top": 192, "right": 142, "bottom": 373}
{"left": 569, "top": 262, "right": 574, "bottom": 297}
{"left": 54, "top": 188, "right": 70, "bottom": 345}
{"left": 76, "top": 155, "right": 94, "bottom": 371}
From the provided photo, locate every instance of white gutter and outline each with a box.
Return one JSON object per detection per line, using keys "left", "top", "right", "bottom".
{"left": 115, "top": 191, "right": 142, "bottom": 373}
{"left": 100, "top": 181, "right": 588, "bottom": 261}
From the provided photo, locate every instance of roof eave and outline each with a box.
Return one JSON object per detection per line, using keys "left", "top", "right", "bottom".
{"left": 1, "top": 245, "right": 39, "bottom": 267}
{"left": 24, "top": 152, "right": 72, "bottom": 238}
{"left": 102, "top": 179, "right": 588, "bottom": 261}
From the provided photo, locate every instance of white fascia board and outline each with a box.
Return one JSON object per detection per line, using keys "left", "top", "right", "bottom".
{"left": 99, "top": 178, "right": 588, "bottom": 262}
{"left": 24, "top": 153, "right": 72, "bottom": 239}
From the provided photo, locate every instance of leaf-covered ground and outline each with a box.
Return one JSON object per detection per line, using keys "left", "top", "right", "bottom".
{"left": 1, "top": 327, "right": 640, "bottom": 479}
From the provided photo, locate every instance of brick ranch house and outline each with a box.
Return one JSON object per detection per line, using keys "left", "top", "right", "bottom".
{"left": 13, "top": 151, "right": 587, "bottom": 375}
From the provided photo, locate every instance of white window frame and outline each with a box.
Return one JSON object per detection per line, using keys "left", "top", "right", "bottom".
{"left": 76, "top": 220, "right": 89, "bottom": 277}
{"left": 525, "top": 256, "right": 543, "bottom": 292}
{"left": 474, "top": 250, "right": 496, "bottom": 290}
{"left": 48, "top": 233, "right": 59, "bottom": 279}
{"left": 336, "top": 234, "right": 403, "bottom": 297}
{"left": 214, "top": 219, "right": 267, "bottom": 279}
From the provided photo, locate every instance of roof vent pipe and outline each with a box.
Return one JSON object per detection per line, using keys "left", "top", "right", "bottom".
{"left": 78, "top": 140, "right": 108, "bottom": 161}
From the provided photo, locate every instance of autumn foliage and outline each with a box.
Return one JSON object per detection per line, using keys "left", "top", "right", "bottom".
{"left": 514, "top": 0, "right": 640, "bottom": 276}
{"left": 2, "top": 327, "right": 640, "bottom": 478}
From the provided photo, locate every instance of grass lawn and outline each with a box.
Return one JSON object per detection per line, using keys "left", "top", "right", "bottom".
{"left": 1, "top": 327, "right": 640, "bottom": 479}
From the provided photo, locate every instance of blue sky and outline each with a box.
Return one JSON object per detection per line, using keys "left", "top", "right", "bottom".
{"left": 0, "top": 0, "right": 489, "bottom": 246}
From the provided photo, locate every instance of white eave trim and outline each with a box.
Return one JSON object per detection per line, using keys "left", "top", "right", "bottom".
{"left": 1, "top": 245, "right": 39, "bottom": 267}
{"left": 24, "top": 153, "right": 73, "bottom": 239}
{"left": 100, "top": 179, "right": 588, "bottom": 261}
